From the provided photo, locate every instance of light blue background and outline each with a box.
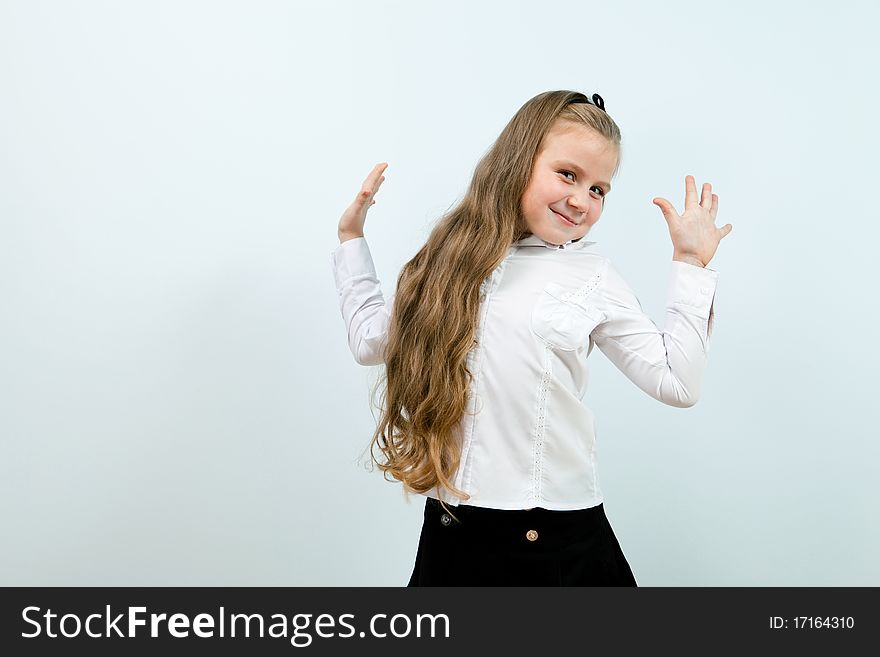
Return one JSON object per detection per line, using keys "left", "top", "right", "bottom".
{"left": 1, "top": 0, "right": 877, "bottom": 586}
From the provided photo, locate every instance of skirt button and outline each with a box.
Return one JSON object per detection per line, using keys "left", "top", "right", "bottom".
{"left": 440, "top": 513, "right": 452, "bottom": 526}
{"left": 526, "top": 529, "right": 539, "bottom": 542}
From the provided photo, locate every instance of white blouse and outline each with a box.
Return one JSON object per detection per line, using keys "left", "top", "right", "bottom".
{"left": 330, "top": 233, "right": 719, "bottom": 510}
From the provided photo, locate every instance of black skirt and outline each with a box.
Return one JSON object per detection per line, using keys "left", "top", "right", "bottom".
{"left": 407, "top": 497, "right": 637, "bottom": 586}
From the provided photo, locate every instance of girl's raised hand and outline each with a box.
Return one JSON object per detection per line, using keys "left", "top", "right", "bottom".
{"left": 338, "top": 162, "right": 388, "bottom": 243}
{"left": 652, "top": 175, "right": 732, "bottom": 267}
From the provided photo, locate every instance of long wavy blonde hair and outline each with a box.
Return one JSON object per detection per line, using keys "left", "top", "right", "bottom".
{"left": 368, "top": 90, "right": 622, "bottom": 509}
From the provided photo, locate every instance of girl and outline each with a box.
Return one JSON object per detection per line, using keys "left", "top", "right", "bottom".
{"left": 330, "top": 90, "right": 732, "bottom": 586}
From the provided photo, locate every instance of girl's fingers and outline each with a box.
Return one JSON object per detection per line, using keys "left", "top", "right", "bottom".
{"left": 700, "top": 182, "right": 712, "bottom": 209}
{"left": 362, "top": 163, "right": 388, "bottom": 197}
{"left": 368, "top": 176, "right": 385, "bottom": 199}
{"left": 652, "top": 197, "right": 678, "bottom": 223}
{"left": 367, "top": 163, "right": 388, "bottom": 187}
{"left": 710, "top": 193, "right": 718, "bottom": 219}
{"left": 684, "top": 175, "right": 698, "bottom": 209}
{"left": 719, "top": 223, "right": 733, "bottom": 238}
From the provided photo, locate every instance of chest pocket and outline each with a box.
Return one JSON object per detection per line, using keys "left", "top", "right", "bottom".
{"left": 530, "top": 273, "right": 606, "bottom": 352}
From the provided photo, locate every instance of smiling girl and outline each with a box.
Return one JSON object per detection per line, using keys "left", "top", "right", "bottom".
{"left": 330, "top": 90, "right": 732, "bottom": 586}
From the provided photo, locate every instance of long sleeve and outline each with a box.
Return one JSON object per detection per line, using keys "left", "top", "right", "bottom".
{"left": 591, "top": 259, "right": 718, "bottom": 408}
{"left": 329, "top": 237, "right": 393, "bottom": 366}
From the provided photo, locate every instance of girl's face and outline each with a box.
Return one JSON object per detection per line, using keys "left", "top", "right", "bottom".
{"left": 520, "top": 120, "right": 619, "bottom": 245}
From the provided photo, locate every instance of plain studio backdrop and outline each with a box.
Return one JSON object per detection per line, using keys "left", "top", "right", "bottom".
{"left": 1, "top": 0, "right": 877, "bottom": 586}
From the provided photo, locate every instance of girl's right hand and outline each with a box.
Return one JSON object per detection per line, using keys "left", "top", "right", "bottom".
{"left": 337, "top": 162, "right": 388, "bottom": 243}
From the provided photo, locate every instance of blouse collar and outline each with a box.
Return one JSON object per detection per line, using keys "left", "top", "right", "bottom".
{"left": 513, "top": 233, "right": 597, "bottom": 250}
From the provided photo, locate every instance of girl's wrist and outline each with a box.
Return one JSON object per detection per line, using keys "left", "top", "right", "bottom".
{"left": 338, "top": 231, "right": 365, "bottom": 243}
{"left": 673, "top": 253, "right": 705, "bottom": 268}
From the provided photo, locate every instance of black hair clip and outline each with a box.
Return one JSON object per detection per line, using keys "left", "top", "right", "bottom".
{"left": 569, "top": 92, "right": 606, "bottom": 113}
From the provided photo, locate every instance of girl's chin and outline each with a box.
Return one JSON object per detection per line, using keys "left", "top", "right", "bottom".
{"left": 545, "top": 224, "right": 586, "bottom": 242}
{"left": 534, "top": 230, "right": 568, "bottom": 245}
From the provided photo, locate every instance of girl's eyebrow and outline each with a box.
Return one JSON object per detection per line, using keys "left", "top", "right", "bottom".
{"left": 552, "top": 160, "right": 612, "bottom": 192}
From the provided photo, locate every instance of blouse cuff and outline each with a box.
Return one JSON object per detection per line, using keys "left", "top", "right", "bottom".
{"left": 329, "top": 237, "right": 377, "bottom": 290}
{"left": 665, "top": 260, "right": 719, "bottom": 320}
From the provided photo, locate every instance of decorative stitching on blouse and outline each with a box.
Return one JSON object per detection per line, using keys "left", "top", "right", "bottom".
{"left": 531, "top": 345, "right": 553, "bottom": 504}
{"left": 457, "top": 257, "right": 510, "bottom": 498}
{"left": 559, "top": 270, "right": 603, "bottom": 303}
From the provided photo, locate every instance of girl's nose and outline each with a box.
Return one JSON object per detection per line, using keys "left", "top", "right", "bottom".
{"left": 567, "top": 195, "right": 588, "bottom": 218}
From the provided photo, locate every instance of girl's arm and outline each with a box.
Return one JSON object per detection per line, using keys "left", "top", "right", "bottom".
{"left": 591, "top": 259, "right": 717, "bottom": 408}
{"left": 331, "top": 163, "right": 392, "bottom": 366}
{"left": 330, "top": 237, "right": 393, "bottom": 366}
{"left": 591, "top": 174, "right": 730, "bottom": 406}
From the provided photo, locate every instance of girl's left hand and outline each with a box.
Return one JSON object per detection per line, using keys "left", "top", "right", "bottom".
{"left": 652, "top": 175, "right": 733, "bottom": 267}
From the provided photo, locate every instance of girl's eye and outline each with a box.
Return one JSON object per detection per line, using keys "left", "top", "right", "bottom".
{"left": 560, "top": 170, "right": 606, "bottom": 197}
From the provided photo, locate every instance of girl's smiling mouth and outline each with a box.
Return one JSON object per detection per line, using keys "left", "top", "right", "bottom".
{"left": 552, "top": 209, "right": 577, "bottom": 226}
